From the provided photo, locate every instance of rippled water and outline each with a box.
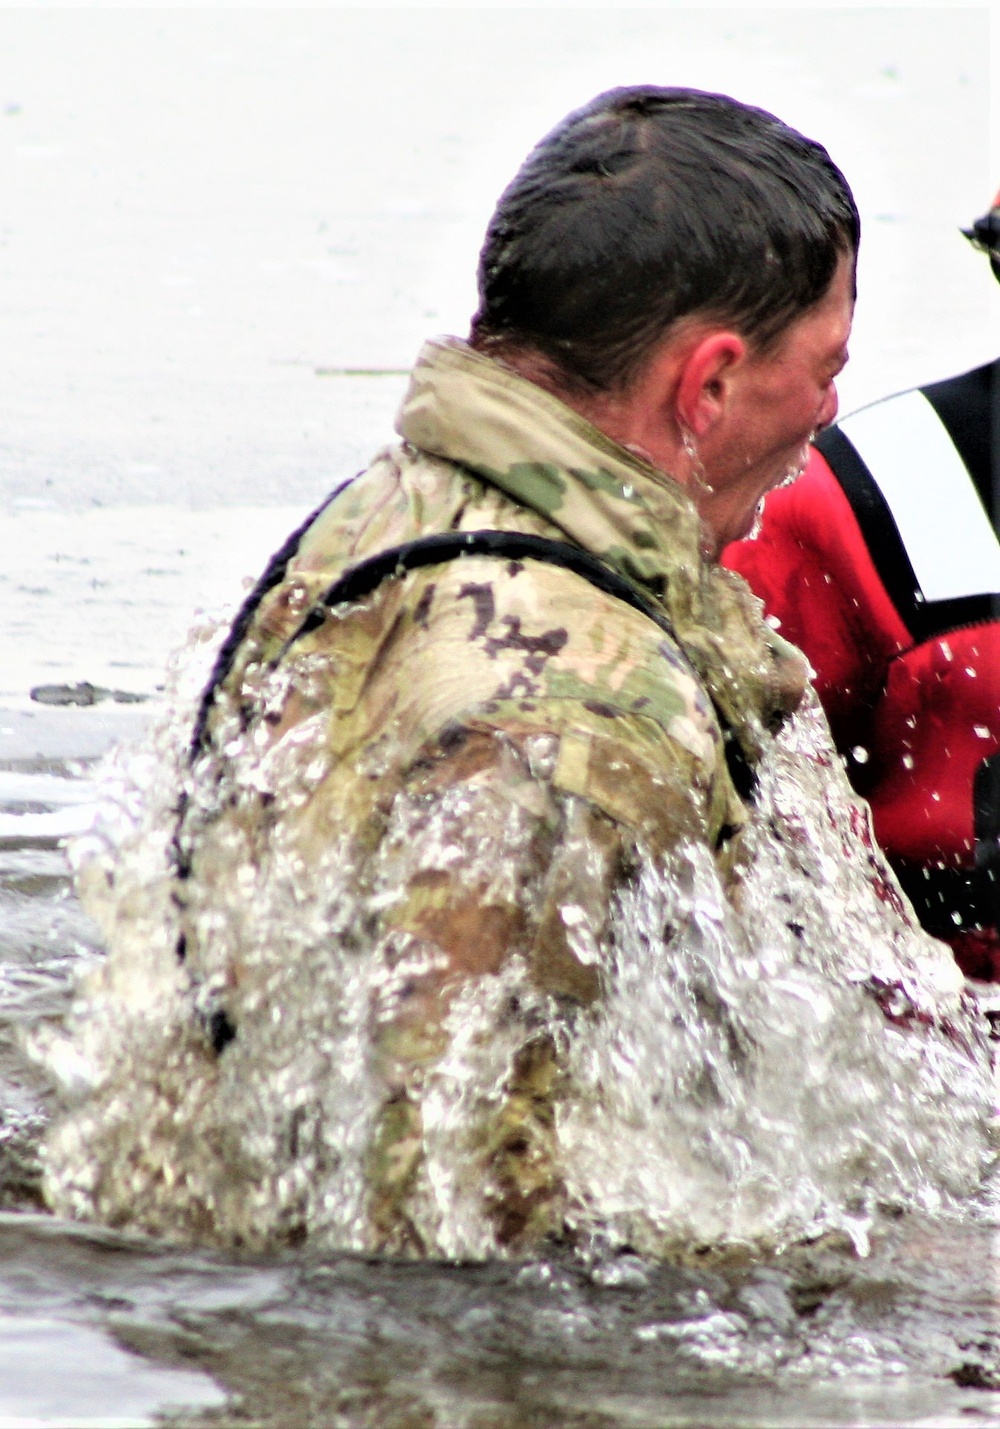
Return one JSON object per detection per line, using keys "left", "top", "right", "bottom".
{"left": 1, "top": 1174, "right": 1000, "bottom": 1426}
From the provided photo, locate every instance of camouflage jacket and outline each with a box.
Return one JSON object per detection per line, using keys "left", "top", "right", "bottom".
{"left": 200, "top": 336, "right": 807, "bottom": 855}
{"left": 166, "top": 337, "right": 811, "bottom": 1251}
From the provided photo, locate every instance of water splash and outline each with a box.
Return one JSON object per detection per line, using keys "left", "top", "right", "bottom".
{"left": 38, "top": 625, "right": 996, "bottom": 1259}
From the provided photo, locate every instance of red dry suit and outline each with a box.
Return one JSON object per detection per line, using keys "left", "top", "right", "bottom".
{"left": 724, "top": 359, "right": 1000, "bottom": 980}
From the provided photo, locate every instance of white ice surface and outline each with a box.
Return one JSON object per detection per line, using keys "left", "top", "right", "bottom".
{"left": 0, "top": 504, "right": 307, "bottom": 699}
{"left": 0, "top": 1312, "right": 224, "bottom": 1425}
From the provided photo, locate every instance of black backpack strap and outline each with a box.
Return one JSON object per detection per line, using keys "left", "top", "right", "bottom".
{"left": 296, "top": 530, "right": 671, "bottom": 641}
{"left": 190, "top": 496, "right": 333, "bottom": 755}
{"left": 191, "top": 528, "right": 757, "bottom": 800}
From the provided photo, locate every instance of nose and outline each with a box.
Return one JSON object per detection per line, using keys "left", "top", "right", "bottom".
{"left": 816, "top": 382, "right": 839, "bottom": 432}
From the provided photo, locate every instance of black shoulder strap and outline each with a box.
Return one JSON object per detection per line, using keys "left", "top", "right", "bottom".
{"left": 296, "top": 529, "right": 671, "bottom": 640}
{"left": 190, "top": 495, "right": 334, "bottom": 755}
{"left": 191, "top": 528, "right": 757, "bottom": 801}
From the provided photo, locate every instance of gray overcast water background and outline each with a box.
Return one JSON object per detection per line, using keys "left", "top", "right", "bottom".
{"left": 0, "top": 8, "right": 998, "bottom": 1426}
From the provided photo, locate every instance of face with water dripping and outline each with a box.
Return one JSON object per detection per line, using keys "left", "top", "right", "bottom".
{"left": 684, "top": 252, "right": 855, "bottom": 556}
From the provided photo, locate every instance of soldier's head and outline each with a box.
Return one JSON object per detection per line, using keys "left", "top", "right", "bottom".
{"left": 471, "top": 86, "right": 858, "bottom": 394}
{"left": 470, "top": 87, "right": 858, "bottom": 554}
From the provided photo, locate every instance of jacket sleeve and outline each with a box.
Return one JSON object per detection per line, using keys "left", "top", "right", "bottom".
{"left": 722, "top": 448, "right": 910, "bottom": 758}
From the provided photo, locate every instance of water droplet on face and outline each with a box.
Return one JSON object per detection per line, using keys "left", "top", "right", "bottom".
{"left": 851, "top": 746, "right": 869, "bottom": 764}
{"left": 965, "top": 667, "right": 977, "bottom": 678}
{"left": 940, "top": 641, "right": 953, "bottom": 661}
{"left": 902, "top": 754, "right": 914, "bottom": 770}
{"left": 931, "top": 791, "right": 941, "bottom": 802}
{"left": 777, "top": 443, "right": 811, "bottom": 490}
{"left": 974, "top": 725, "right": 991, "bottom": 740}
{"left": 747, "top": 498, "right": 767, "bottom": 540}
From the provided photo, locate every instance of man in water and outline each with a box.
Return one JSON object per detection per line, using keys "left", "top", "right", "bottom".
{"left": 45, "top": 89, "right": 993, "bottom": 1257}
{"left": 725, "top": 195, "right": 1000, "bottom": 981}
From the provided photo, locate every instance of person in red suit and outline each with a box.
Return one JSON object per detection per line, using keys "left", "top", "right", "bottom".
{"left": 724, "top": 194, "right": 1000, "bottom": 980}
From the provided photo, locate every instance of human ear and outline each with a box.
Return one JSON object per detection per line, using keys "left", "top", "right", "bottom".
{"left": 675, "top": 331, "right": 747, "bottom": 437}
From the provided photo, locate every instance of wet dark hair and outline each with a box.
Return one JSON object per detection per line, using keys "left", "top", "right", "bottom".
{"left": 470, "top": 86, "right": 860, "bottom": 395}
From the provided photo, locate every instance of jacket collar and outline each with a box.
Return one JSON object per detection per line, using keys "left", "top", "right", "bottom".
{"left": 397, "top": 335, "right": 706, "bottom": 595}
{"left": 396, "top": 337, "right": 806, "bottom": 758}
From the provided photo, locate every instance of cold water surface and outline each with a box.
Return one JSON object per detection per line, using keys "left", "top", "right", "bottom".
{"left": 0, "top": 1203, "right": 998, "bottom": 1428}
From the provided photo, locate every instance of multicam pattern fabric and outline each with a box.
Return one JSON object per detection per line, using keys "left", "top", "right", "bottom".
{"left": 172, "top": 338, "right": 811, "bottom": 1252}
